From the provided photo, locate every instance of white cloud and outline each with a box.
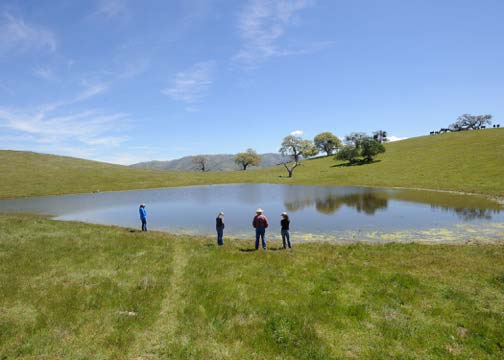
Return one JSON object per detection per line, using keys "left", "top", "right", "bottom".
{"left": 388, "top": 136, "right": 408, "bottom": 142}
{"left": 0, "top": 13, "right": 56, "bottom": 56}
{"left": 33, "top": 66, "right": 55, "bottom": 80}
{"left": 0, "top": 81, "right": 128, "bottom": 155}
{"left": 162, "top": 61, "right": 215, "bottom": 107}
{"left": 84, "top": 136, "right": 127, "bottom": 147}
{"left": 290, "top": 130, "right": 304, "bottom": 136}
{"left": 75, "top": 83, "right": 109, "bottom": 102}
{"left": 234, "top": 0, "right": 317, "bottom": 66}
{"left": 92, "top": 0, "right": 126, "bottom": 18}
{"left": 93, "top": 153, "right": 151, "bottom": 165}
{"left": 35, "top": 82, "right": 109, "bottom": 115}
{"left": 119, "top": 57, "right": 150, "bottom": 79}
{"left": 0, "top": 108, "right": 128, "bottom": 145}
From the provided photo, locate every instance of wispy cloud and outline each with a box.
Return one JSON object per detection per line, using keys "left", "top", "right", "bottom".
{"left": 290, "top": 130, "right": 304, "bottom": 136}
{"left": 93, "top": 153, "right": 151, "bottom": 166}
{"left": 37, "top": 82, "right": 109, "bottom": 114}
{"left": 162, "top": 61, "right": 215, "bottom": 110}
{"left": 0, "top": 108, "right": 128, "bottom": 145}
{"left": 32, "top": 65, "right": 55, "bottom": 80}
{"left": 92, "top": 0, "right": 127, "bottom": 18}
{"left": 234, "top": 0, "right": 320, "bottom": 67}
{"left": 0, "top": 82, "right": 128, "bottom": 155}
{"left": 75, "top": 82, "right": 109, "bottom": 102}
{"left": 0, "top": 12, "right": 56, "bottom": 56}
{"left": 118, "top": 57, "right": 150, "bottom": 79}
{"left": 388, "top": 136, "right": 408, "bottom": 142}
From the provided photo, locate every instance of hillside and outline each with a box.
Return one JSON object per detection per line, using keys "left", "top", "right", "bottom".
{"left": 0, "top": 129, "right": 503, "bottom": 199}
{"left": 131, "top": 153, "right": 289, "bottom": 171}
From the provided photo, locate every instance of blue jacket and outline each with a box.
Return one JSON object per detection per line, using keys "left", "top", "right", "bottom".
{"left": 139, "top": 207, "right": 147, "bottom": 221}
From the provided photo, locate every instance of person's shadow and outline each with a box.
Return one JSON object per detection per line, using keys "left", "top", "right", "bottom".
{"left": 239, "top": 247, "right": 285, "bottom": 252}
{"left": 268, "top": 247, "right": 285, "bottom": 251}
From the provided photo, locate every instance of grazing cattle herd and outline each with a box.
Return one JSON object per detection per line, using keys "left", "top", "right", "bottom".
{"left": 430, "top": 124, "right": 500, "bottom": 135}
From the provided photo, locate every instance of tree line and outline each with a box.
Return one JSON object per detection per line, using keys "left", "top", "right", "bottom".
{"left": 193, "top": 130, "right": 388, "bottom": 176}
{"left": 277, "top": 131, "right": 387, "bottom": 177}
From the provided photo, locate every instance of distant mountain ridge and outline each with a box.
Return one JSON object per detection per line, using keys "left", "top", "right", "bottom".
{"left": 130, "top": 153, "right": 289, "bottom": 171}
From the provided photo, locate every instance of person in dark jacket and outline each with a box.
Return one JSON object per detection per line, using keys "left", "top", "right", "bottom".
{"left": 216, "top": 211, "right": 225, "bottom": 246}
{"left": 252, "top": 208, "right": 269, "bottom": 250}
{"left": 280, "top": 212, "right": 291, "bottom": 249}
{"left": 139, "top": 204, "right": 147, "bottom": 231}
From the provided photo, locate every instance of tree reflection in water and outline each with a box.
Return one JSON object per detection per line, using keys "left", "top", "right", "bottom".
{"left": 431, "top": 206, "right": 498, "bottom": 221}
{"left": 284, "top": 192, "right": 389, "bottom": 215}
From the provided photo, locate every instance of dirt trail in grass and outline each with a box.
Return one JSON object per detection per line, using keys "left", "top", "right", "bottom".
{"left": 129, "top": 241, "right": 189, "bottom": 359}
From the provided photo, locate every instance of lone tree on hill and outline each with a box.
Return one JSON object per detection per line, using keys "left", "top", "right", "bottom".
{"left": 234, "top": 148, "right": 261, "bottom": 170}
{"left": 450, "top": 114, "right": 492, "bottom": 131}
{"left": 279, "top": 135, "right": 317, "bottom": 177}
{"left": 192, "top": 155, "right": 209, "bottom": 172}
{"left": 314, "top": 132, "right": 342, "bottom": 156}
{"left": 372, "top": 130, "right": 388, "bottom": 144}
{"left": 279, "top": 135, "right": 304, "bottom": 163}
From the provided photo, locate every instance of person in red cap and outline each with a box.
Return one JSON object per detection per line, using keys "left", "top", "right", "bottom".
{"left": 252, "top": 208, "right": 269, "bottom": 250}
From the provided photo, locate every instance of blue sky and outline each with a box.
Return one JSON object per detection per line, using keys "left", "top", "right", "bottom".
{"left": 1, "top": 0, "right": 503, "bottom": 164}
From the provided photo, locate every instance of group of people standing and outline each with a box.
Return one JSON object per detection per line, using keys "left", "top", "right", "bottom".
{"left": 139, "top": 204, "right": 292, "bottom": 250}
{"left": 216, "top": 208, "right": 292, "bottom": 250}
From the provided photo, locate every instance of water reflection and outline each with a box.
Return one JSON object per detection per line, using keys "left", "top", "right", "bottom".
{"left": 285, "top": 192, "right": 388, "bottom": 215}
{"left": 433, "top": 206, "right": 499, "bottom": 221}
{"left": 0, "top": 185, "right": 501, "bottom": 242}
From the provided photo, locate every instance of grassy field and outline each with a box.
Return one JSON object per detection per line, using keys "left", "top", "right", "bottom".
{"left": 1, "top": 129, "right": 503, "bottom": 199}
{"left": 1, "top": 130, "right": 503, "bottom": 358}
{"left": 1, "top": 215, "right": 503, "bottom": 359}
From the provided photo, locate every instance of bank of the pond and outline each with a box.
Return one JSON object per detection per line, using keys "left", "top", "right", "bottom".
{"left": 1, "top": 184, "right": 502, "bottom": 244}
{"left": 1, "top": 214, "right": 503, "bottom": 358}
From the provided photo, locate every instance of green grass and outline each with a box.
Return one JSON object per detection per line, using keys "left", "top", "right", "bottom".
{"left": 1, "top": 130, "right": 503, "bottom": 358}
{"left": 1, "top": 129, "right": 503, "bottom": 199}
{"left": 1, "top": 215, "right": 503, "bottom": 358}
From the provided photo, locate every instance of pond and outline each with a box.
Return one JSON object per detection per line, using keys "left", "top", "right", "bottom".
{"left": 0, "top": 184, "right": 502, "bottom": 244}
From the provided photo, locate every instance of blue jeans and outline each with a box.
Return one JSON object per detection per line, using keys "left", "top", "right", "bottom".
{"left": 141, "top": 219, "right": 147, "bottom": 231}
{"left": 281, "top": 229, "right": 291, "bottom": 249}
{"left": 217, "top": 228, "right": 224, "bottom": 246}
{"left": 255, "top": 227, "right": 267, "bottom": 250}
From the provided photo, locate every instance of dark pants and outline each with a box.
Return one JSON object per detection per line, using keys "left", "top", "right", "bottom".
{"left": 255, "top": 227, "right": 267, "bottom": 250}
{"left": 217, "top": 227, "right": 224, "bottom": 246}
{"left": 141, "top": 219, "right": 147, "bottom": 231}
{"left": 281, "top": 229, "right": 291, "bottom": 248}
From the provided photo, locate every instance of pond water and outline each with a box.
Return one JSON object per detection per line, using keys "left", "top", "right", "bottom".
{"left": 0, "top": 184, "right": 502, "bottom": 243}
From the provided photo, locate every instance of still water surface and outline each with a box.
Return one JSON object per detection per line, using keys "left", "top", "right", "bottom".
{"left": 0, "top": 184, "right": 502, "bottom": 243}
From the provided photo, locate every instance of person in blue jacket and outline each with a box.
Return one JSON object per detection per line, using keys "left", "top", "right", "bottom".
{"left": 139, "top": 204, "right": 147, "bottom": 231}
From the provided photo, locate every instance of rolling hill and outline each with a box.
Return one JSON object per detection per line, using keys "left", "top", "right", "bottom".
{"left": 131, "top": 153, "right": 289, "bottom": 171}
{"left": 0, "top": 128, "right": 503, "bottom": 199}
